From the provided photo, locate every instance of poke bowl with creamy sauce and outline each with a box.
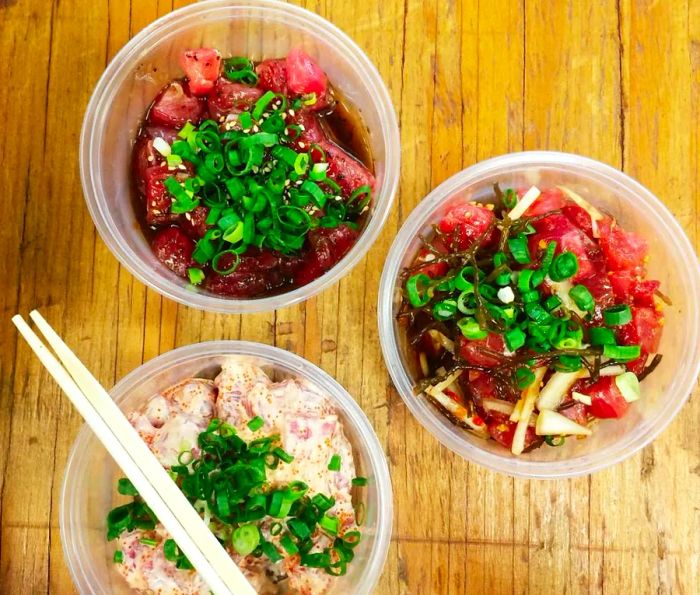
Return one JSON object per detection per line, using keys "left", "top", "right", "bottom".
{"left": 60, "top": 341, "right": 392, "bottom": 594}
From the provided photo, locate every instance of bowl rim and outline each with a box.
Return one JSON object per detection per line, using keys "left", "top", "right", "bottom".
{"left": 80, "top": 0, "right": 400, "bottom": 314}
{"left": 378, "top": 150, "right": 700, "bottom": 479}
{"left": 59, "top": 340, "right": 393, "bottom": 594}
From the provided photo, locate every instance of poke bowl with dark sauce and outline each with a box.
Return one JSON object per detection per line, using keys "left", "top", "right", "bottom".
{"left": 81, "top": 0, "right": 399, "bottom": 313}
{"left": 379, "top": 152, "right": 700, "bottom": 478}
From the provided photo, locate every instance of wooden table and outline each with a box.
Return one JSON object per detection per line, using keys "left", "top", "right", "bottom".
{"left": 2, "top": 0, "right": 699, "bottom": 592}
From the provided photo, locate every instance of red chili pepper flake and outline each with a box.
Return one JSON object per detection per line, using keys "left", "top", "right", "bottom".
{"left": 444, "top": 389, "right": 460, "bottom": 402}
{"left": 472, "top": 415, "right": 484, "bottom": 426}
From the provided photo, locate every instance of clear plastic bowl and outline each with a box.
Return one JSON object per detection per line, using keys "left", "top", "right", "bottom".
{"left": 59, "top": 341, "right": 393, "bottom": 594}
{"left": 378, "top": 151, "right": 700, "bottom": 479}
{"left": 80, "top": 0, "right": 400, "bottom": 313}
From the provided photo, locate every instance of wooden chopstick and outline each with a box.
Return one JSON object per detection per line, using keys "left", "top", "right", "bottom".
{"left": 13, "top": 311, "right": 256, "bottom": 595}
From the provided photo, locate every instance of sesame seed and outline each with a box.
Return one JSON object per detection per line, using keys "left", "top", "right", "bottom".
{"left": 298, "top": 142, "right": 306, "bottom": 149}
{"left": 299, "top": 124, "right": 306, "bottom": 131}
{"left": 252, "top": 125, "right": 259, "bottom": 132}
{"left": 289, "top": 109, "right": 296, "bottom": 116}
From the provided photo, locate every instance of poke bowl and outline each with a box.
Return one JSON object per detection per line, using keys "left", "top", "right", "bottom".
{"left": 378, "top": 151, "right": 700, "bottom": 479}
{"left": 81, "top": 0, "right": 399, "bottom": 313}
{"left": 59, "top": 341, "right": 392, "bottom": 594}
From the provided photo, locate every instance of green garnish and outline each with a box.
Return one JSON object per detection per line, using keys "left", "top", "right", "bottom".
{"left": 106, "top": 419, "right": 361, "bottom": 575}
{"left": 162, "top": 98, "right": 371, "bottom": 273}
{"left": 327, "top": 454, "right": 342, "bottom": 471}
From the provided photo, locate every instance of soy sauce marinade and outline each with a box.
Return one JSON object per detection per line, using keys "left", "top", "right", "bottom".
{"left": 132, "top": 48, "right": 375, "bottom": 298}
{"left": 399, "top": 184, "right": 666, "bottom": 455}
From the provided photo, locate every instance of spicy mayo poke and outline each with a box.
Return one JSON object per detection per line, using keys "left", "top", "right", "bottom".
{"left": 398, "top": 185, "right": 666, "bottom": 455}
{"left": 107, "top": 361, "right": 367, "bottom": 593}
{"left": 132, "top": 48, "right": 375, "bottom": 298}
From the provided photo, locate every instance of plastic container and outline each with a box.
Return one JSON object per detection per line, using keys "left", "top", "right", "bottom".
{"left": 378, "top": 151, "right": 700, "bottom": 479}
{"left": 80, "top": 0, "right": 400, "bottom": 313}
{"left": 59, "top": 341, "right": 392, "bottom": 594}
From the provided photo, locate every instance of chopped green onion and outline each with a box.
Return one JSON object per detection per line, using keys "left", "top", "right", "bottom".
{"left": 280, "top": 534, "right": 299, "bottom": 555}
{"left": 351, "top": 477, "right": 368, "bottom": 487}
{"left": 603, "top": 344, "right": 641, "bottom": 361}
{"left": 187, "top": 267, "right": 205, "bottom": 286}
{"left": 539, "top": 241, "right": 557, "bottom": 273}
{"left": 570, "top": 284, "right": 595, "bottom": 311}
{"left": 117, "top": 478, "right": 138, "bottom": 496}
{"left": 406, "top": 274, "right": 432, "bottom": 307}
{"left": 113, "top": 550, "right": 123, "bottom": 563}
{"left": 457, "top": 317, "right": 488, "bottom": 340}
{"left": 517, "top": 269, "right": 534, "bottom": 292}
{"left": 273, "top": 447, "right": 294, "bottom": 464}
{"left": 544, "top": 435, "right": 566, "bottom": 447}
{"left": 232, "top": 524, "right": 260, "bottom": 556}
{"left": 555, "top": 355, "right": 582, "bottom": 372}
{"left": 211, "top": 250, "right": 240, "bottom": 275}
{"left": 603, "top": 304, "right": 632, "bottom": 326}
{"left": 508, "top": 235, "right": 531, "bottom": 264}
{"left": 549, "top": 251, "right": 579, "bottom": 281}
{"left": 327, "top": 454, "right": 342, "bottom": 471}
{"left": 524, "top": 302, "right": 552, "bottom": 324}
{"left": 261, "top": 541, "right": 283, "bottom": 563}
{"left": 457, "top": 289, "right": 476, "bottom": 315}
{"left": 589, "top": 327, "right": 616, "bottom": 346}
{"left": 544, "top": 295, "right": 562, "bottom": 312}
{"left": 432, "top": 298, "right": 457, "bottom": 321}
{"left": 319, "top": 514, "right": 339, "bottom": 535}
{"left": 247, "top": 416, "right": 264, "bottom": 431}
{"left": 287, "top": 519, "right": 311, "bottom": 540}
{"left": 503, "top": 188, "right": 518, "bottom": 209}
{"left": 140, "top": 538, "right": 158, "bottom": 547}
{"left": 514, "top": 367, "right": 536, "bottom": 389}
{"left": 504, "top": 327, "right": 526, "bottom": 351}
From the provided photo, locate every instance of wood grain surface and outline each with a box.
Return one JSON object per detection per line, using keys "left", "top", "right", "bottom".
{"left": 2, "top": 0, "right": 699, "bottom": 593}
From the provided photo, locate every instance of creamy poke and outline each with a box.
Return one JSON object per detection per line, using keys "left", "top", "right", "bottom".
{"left": 106, "top": 361, "right": 367, "bottom": 593}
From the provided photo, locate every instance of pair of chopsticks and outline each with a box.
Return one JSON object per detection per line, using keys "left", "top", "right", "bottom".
{"left": 12, "top": 311, "right": 256, "bottom": 595}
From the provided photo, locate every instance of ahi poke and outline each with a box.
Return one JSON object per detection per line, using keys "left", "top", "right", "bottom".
{"left": 107, "top": 361, "right": 367, "bottom": 593}
{"left": 398, "top": 185, "right": 666, "bottom": 455}
{"left": 132, "top": 48, "right": 375, "bottom": 298}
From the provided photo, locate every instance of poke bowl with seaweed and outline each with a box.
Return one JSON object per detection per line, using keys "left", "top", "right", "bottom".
{"left": 379, "top": 152, "right": 700, "bottom": 478}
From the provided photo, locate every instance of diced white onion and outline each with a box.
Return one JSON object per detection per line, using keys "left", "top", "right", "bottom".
{"left": 428, "top": 330, "right": 455, "bottom": 354}
{"left": 536, "top": 370, "right": 587, "bottom": 411}
{"left": 535, "top": 409, "right": 592, "bottom": 436}
{"left": 615, "top": 372, "right": 641, "bottom": 402}
{"left": 429, "top": 390, "right": 488, "bottom": 435}
{"left": 153, "top": 137, "right": 171, "bottom": 156}
{"left": 426, "top": 370, "right": 463, "bottom": 395}
{"left": 511, "top": 367, "right": 547, "bottom": 455}
{"left": 482, "top": 398, "right": 537, "bottom": 426}
{"left": 572, "top": 391, "right": 592, "bottom": 406}
{"left": 508, "top": 186, "right": 541, "bottom": 220}
{"left": 419, "top": 352, "right": 430, "bottom": 376}
{"left": 497, "top": 286, "right": 515, "bottom": 304}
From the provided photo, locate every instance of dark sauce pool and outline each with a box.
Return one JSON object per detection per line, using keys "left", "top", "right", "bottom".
{"left": 131, "top": 51, "right": 376, "bottom": 299}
